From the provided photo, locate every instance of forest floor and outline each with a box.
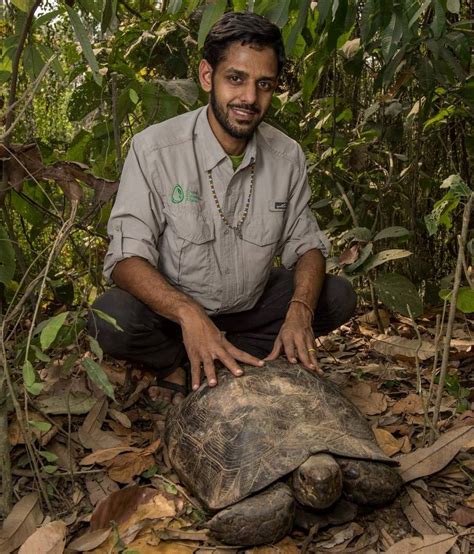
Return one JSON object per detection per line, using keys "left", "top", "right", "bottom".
{"left": 1, "top": 307, "right": 473, "bottom": 553}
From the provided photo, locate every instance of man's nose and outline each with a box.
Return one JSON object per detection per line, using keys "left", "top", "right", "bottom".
{"left": 240, "top": 82, "right": 258, "bottom": 105}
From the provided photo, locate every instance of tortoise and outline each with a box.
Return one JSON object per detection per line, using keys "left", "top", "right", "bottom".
{"left": 165, "top": 360, "right": 402, "bottom": 546}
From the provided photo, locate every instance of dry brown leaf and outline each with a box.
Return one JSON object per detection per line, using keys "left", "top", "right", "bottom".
{"left": 67, "top": 528, "right": 111, "bottom": 552}
{"left": 108, "top": 408, "right": 132, "bottom": 429}
{"left": 79, "top": 397, "right": 108, "bottom": 437}
{"left": 79, "top": 427, "right": 127, "bottom": 452}
{"left": 342, "top": 382, "right": 387, "bottom": 415}
{"left": 398, "top": 425, "right": 474, "bottom": 482}
{"left": 385, "top": 533, "right": 457, "bottom": 553}
{"left": 90, "top": 486, "right": 161, "bottom": 531}
{"left": 400, "top": 435, "right": 412, "bottom": 453}
{"left": 358, "top": 309, "right": 390, "bottom": 329}
{"left": 80, "top": 445, "right": 139, "bottom": 466}
{"left": 373, "top": 428, "right": 403, "bottom": 456}
{"left": 338, "top": 245, "right": 359, "bottom": 266}
{"left": 8, "top": 412, "right": 56, "bottom": 446}
{"left": 107, "top": 452, "right": 155, "bottom": 483}
{"left": 371, "top": 334, "right": 436, "bottom": 361}
{"left": 451, "top": 506, "right": 474, "bottom": 527}
{"left": 49, "top": 441, "right": 79, "bottom": 472}
{"left": 249, "top": 536, "right": 300, "bottom": 553}
{"left": 85, "top": 475, "right": 119, "bottom": 506}
{"left": 315, "top": 522, "right": 364, "bottom": 549}
{"left": 464, "top": 493, "right": 474, "bottom": 509}
{"left": 402, "top": 487, "right": 447, "bottom": 535}
{"left": 392, "top": 393, "right": 425, "bottom": 415}
{"left": 0, "top": 493, "right": 43, "bottom": 553}
{"left": 18, "top": 520, "right": 66, "bottom": 554}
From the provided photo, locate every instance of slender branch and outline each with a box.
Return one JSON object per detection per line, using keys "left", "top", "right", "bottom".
{"left": 431, "top": 193, "right": 473, "bottom": 439}
{"left": 111, "top": 73, "right": 123, "bottom": 172}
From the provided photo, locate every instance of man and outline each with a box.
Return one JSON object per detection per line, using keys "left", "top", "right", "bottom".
{"left": 89, "top": 12, "right": 356, "bottom": 404}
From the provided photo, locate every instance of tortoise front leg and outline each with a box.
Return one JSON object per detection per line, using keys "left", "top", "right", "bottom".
{"left": 206, "top": 482, "right": 295, "bottom": 546}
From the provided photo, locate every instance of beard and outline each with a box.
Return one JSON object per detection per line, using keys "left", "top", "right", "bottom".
{"left": 210, "top": 88, "right": 263, "bottom": 140}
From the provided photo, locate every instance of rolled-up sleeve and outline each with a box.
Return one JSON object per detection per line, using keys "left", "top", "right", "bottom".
{"left": 103, "top": 138, "right": 164, "bottom": 282}
{"left": 278, "top": 147, "right": 331, "bottom": 270}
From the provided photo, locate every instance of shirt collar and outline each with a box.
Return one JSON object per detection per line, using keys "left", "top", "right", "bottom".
{"left": 196, "top": 105, "right": 257, "bottom": 171}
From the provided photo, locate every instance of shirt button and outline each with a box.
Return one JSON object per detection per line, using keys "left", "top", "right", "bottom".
{"left": 224, "top": 229, "right": 229, "bottom": 235}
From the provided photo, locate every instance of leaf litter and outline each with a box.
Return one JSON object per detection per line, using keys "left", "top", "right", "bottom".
{"left": 3, "top": 308, "right": 473, "bottom": 552}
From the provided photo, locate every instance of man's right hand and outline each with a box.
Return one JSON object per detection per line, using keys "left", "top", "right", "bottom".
{"left": 180, "top": 306, "right": 264, "bottom": 390}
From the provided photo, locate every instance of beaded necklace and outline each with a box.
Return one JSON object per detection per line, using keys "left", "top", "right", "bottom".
{"left": 207, "top": 161, "right": 255, "bottom": 239}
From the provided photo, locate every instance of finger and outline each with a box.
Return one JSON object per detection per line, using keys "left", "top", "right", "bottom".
{"left": 282, "top": 335, "right": 297, "bottom": 364}
{"left": 225, "top": 342, "right": 265, "bottom": 367}
{"left": 202, "top": 357, "right": 217, "bottom": 387}
{"left": 218, "top": 351, "right": 244, "bottom": 377}
{"left": 190, "top": 356, "right": 202, "bottom": 391}
{"left": 305, "top": 337, "right": 320, "bottom": 372}
{"left": 264, "top": 337, "right": 282, "bottom": 361}
{"left": 295, "top": 333, "right": 314, "bottom": 370}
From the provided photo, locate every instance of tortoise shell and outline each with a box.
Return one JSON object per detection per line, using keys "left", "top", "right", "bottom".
{"left": 165, "top": 360, "right": 394, "bottom": 511}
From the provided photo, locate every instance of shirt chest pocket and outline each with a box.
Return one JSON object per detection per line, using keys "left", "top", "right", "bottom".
{"left": 162, "top": 206, "right": 216, "bottom": 293}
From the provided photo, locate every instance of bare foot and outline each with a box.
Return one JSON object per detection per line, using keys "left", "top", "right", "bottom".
{"left": 148, "top": 366, "right": 187, "bottom": 406}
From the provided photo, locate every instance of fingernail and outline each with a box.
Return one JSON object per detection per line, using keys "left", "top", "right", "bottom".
{"left": 193, "top": 384, "right": 199, "bottom": 391}
{"left": 236, "top": 370, "right": 243, "bottom": 375}
{"left": 258, "top": 360, "right": 264, "bottom": 366}
{"left": 209, "top": 379, "right": 216, "bottom": 386}
{"left": 291, "top": 358, "right": 297, "bottom": 363}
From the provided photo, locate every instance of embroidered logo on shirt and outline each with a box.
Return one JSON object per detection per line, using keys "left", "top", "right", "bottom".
{"left": 171, "top": 185, "right": 200, "bottom": 204}
{"left": 172, "top": 184, "right": 184, "bottom": 203}
{"left": 274, "top": 201, "right": 288, "bottom": 210}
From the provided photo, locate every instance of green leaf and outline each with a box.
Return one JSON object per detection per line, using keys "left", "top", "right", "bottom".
{"left": 157, "top": 79, "right": 199, "bottom": 106}
{"left": 447, "top": 0, "right": 460, "bottom": 14}
{"left": 88, "top": 336, "right": 103, "bottom": 362}
{"left": 373, "top": 273, "right": 423, "bottom": 317}
{"left": 344, "top": 242, "right": 373, "bottom": 273}
{"left": 0, "top": 225, "right": 16, "bottom": 284}
{"left": 31, "top": 345, "right": 51, "bottom": 363}
{"left": 258, "top": 0, "right": 291, "bottom": 28}
{"left": 373, "top": 226, "right": 411, "bottom": 241}
{"left": 286, "top": 0, "right": 311, "bottom": 55}
{"left": 65, "top": 5, "right": 103, "bottom": 86}
{"left": 23, "top": 361, "right": 36, "bottom": 388}
{"left": 430, "top": 0, "right": 446, "bottom": 40}
{"left": 82, "top": 358, "right": 116, "bottom": 401}
{"left": 344, "top": 227, "right": 373, "bottom": 242}
{"left": 381, "top": 13, "right": 403, "bottom": 62}
{"left": 362, "top": 249, "right": 412, "bottom": 272}
{"left": 43, "top": 465, "right": 58, "bottom": 474}
{"left": 101, "top": 0, "right": 117, "bottom": 34}
{"left": 32, "top": 9, "right": 61, "bottom": 30}
{"left": 27, "top": 382, "right": 44, "bottom": 396}
{"left": 440, "top": 174, "right": 471, "bottom": 197}
{"left": 40, "top": 312, "right": 69, "bottom": 350}
{"left": 11, "top": 0, "right": 34, "bottom": 11}
{"left": 163, "top": 481, "right": 178, "bottom": 495}
{"left": 456, "top": 288, "right": 474, "bottom": 313}
{"left": 408, "top": 0, "right": 430, "bottom": 28}
{"left": 91, "top": 309, "right": 124, "bottom": 332}
{"left": 39, "top": 451, "right": 58, "bottom": 463}
{"left": 198, "top": 0, "right": 227, "bottom": 49}
{"left": 28, "top": 420, "right": 52, "bottom": 432}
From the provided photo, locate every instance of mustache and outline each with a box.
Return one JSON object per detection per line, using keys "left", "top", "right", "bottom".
{"left": 228, "top": 103, "right": 260, "bottom": 114}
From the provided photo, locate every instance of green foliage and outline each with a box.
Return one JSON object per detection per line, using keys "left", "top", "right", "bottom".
{"left": 2, "top": 0, "right": 473, "bottom": 400}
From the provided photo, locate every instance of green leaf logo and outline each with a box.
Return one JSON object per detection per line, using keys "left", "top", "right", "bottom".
{"left": 172, "top": 184, "right": 184, "bottom": 204}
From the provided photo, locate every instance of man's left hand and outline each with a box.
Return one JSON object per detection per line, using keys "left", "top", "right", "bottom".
{"left": 265, "top": 308, "right": 322, "bottom": 375}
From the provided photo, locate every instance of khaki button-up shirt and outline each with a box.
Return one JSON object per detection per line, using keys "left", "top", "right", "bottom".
{"left": 104, "top": 106, "right": 330, "bottom": 314}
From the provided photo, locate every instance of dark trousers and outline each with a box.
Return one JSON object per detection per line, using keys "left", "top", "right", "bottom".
{"left": 88, "top": 269, "right": 356, "bottom": 377}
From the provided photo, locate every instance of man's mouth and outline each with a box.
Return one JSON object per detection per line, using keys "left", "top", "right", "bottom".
{"left": 229, "top": 105, "right": 260, "bottom": 121}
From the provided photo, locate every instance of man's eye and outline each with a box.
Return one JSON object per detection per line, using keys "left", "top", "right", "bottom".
{"left": 258, "top": 81, "right": 272, "bottom": 91}
{"left": 228, "top": 75, "right": 241, "bottom": 83}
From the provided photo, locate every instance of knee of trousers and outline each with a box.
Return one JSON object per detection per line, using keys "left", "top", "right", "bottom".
{"left": 330, "top": 277, "right": 357, "bottom": 326}
{"left": 87, "top": 288, "right": 146, "bottom": 357}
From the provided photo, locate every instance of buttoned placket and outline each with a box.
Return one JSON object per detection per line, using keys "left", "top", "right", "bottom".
{"left": 208, "top": 157, "right": 254, "bottom": 312}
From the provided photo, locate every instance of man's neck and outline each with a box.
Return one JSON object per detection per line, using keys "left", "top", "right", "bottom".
{"left": 206, "top": 106, "right": 247, "bottom": 156}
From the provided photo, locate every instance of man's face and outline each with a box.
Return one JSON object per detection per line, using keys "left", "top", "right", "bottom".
{"left": 201, "top": 42, "right": 278, "bottom": 140}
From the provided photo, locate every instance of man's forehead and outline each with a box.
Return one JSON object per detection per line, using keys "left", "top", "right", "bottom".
{"left": 215, "top": 42, "right": 278, "bottom": 75}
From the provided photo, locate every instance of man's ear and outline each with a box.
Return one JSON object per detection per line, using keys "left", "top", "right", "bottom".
{"left": 199, "top": 59, "right": 213, "bottom": 92}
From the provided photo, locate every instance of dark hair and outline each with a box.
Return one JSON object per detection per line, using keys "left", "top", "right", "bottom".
{"left": 203, "top": 12, "right": 286, "bottom": 74}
